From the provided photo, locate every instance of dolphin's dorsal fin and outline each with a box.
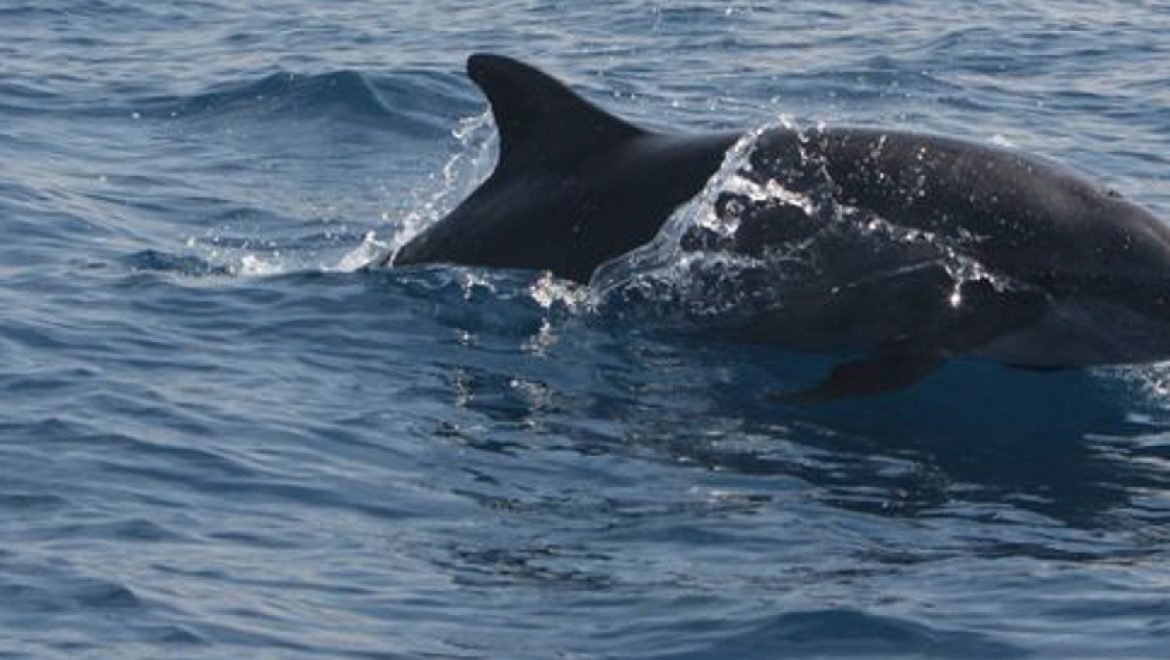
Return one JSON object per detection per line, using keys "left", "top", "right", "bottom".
{"left": 466, "top": 54, "right": 647, "bottom": 168}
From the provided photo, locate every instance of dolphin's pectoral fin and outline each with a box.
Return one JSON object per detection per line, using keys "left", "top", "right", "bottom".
{"left": 775, "top": 350, "right": 945, "bottom": 403}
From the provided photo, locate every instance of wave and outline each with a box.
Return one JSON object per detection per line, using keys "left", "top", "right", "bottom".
{"left": 0, "top": 67, "right": 475, "bottom": 137}
{"left": 121, "top": 250, "right": 231, "bottom": 277}
{"left": 654, "top": 609, "right": 1025, "bottom": 659}
{"left": 145, "top": 70, "right": 388, "bottom": 119}
{"left": 133, "top": 69, "right": 473, "bottom": 135}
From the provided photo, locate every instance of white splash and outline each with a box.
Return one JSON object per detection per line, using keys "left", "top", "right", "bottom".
{"left": 381, "top": 110, "right": 499, "bottom": 260}
{"left": 591, "top": 115, "right": 1023, "bottom": 324}
{"left": 234, "top": 253, "right": 284, "bottom": 277}
{"left": 334, "top": 231, "right": 388, "bottom": 272}
{"left": 530, "top": 271, "right": 590, "bottom": 312}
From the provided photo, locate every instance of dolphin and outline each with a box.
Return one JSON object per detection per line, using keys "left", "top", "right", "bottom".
{"left": 386, "top": 53, "right": 1170, "bottom": 400}
{"left": 387, "top": 53, "right": 736, "bottom": 283}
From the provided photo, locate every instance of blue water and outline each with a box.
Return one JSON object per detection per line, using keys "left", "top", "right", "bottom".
{"left": 4, "top": 1, "right": 1170, "bottom": 657}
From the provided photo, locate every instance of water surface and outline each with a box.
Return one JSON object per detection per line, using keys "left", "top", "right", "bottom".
{"left": 3, "top": 2, "right": 1170, "bottom": 657}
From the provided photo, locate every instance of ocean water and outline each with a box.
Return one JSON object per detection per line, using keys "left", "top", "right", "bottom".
{"left": 4, "top": 1, "right": 1170, "bottom": 657}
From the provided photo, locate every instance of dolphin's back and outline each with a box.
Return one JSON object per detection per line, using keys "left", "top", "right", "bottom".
{"left": 391, "top": 54, "right": 735, "bottom": 282}
{"left": 747, "top": 127, "right": 1170, "bottom": 290}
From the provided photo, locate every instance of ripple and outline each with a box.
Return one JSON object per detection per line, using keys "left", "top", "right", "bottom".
{"left": 130, "top": 69, "right": 466, "bottom": 137}
{"left": 650, "top": 609, "right": 1026, "bottom": 659}
{"left": 4, "top": 2, "right": 1170, "bottom": 658}
{"left": 121, "top": 249, "right": 231, "bottom": 277}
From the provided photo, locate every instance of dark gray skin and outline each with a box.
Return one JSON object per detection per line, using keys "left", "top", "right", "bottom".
{"left": 387, "top": 53, "right": 1170, "bottom": 400}
{"left": 386, "top": 54, "right": 736, "bottom": 283}
{"left": 746, "top": 128, "right": 1170, "bottom": 302}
